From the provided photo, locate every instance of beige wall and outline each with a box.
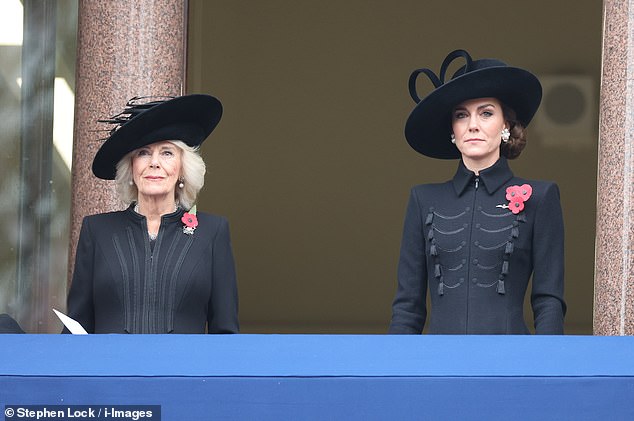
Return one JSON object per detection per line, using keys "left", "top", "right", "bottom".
{"left": 187, "top": 1, "right": 602, "bottom": 333}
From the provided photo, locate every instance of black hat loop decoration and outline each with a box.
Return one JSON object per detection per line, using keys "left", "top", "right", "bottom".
{"left": 408, "top": 49, "right": 473, "bottom": 103}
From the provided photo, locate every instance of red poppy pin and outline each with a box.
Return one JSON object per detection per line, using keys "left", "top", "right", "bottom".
{"left": 182, "top": 205, "right": 198, "bottom": 235}
{"left": 496, "top": 184, "right": 532, "bottom": 214}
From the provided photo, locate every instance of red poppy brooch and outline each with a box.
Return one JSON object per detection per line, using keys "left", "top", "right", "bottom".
{"left": 182, "top": 205, "right": 198, "bottom": 235}
{"left": 497, "top": 184, "right": 532, "bottom": 214}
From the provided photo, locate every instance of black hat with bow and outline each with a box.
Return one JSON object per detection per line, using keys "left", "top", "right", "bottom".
{"left": 405, "top": 49, "right": 542, "bottom": 159}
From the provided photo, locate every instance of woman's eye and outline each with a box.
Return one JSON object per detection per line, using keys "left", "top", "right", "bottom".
{"left": 454, "top": 112, "right": 467, "bottom": 119}
{"left": 161, "top": 150, "right": 174, "bottom": 157}
{"left": 137, "top": 149, "right": 150, "bottom": 156}
{"left": 481, "top": 110, "right": 493, "bottom": 117}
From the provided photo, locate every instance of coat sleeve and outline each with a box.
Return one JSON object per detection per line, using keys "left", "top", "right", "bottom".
{"left": 531, "top": 183, "right": 566, "bottom": 334}
{"left": 207, "top": 217, "right": 240, "bottom": 333}
{"left": 64, "top": 217, "right": 96, "bottom": 333}
{"left": 389, "top": 188, "right": 428, "bottom": 334}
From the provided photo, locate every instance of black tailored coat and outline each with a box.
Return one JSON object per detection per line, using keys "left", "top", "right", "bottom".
{"left": 66, "top": 206, "right": 239, "bottom": 334}
{"left": 389, "top": 158, "right": 566, "bottom": 334}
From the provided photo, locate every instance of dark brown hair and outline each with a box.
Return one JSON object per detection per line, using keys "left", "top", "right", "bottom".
{"left": 500, "top": 103, "right": 527, "bottom": 159}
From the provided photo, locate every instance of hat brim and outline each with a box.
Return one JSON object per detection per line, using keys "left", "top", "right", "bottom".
{"left": 92, "top": 94, "right": 222, "bottom": 179}
{"left": 405, "top": 67, "right": 542, "bottom": 159}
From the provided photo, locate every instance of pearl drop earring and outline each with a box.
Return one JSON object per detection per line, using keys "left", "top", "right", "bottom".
{"left": 178, "top": 180, "right": 184, "bottom": 189}
{"left": 450, "top": 134, "right": 456, "bottom": 144}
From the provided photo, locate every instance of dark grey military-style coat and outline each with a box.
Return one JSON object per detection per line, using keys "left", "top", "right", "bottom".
{"left": 66, "top": 206, "right": 239, "bottom": 334}
{"left": 389, "top": 158, "right": 566, "bottom": 334}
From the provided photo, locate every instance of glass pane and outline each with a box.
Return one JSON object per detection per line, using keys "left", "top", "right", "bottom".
{"left": 0, "top": 0, "right": 77, "bottom": 333}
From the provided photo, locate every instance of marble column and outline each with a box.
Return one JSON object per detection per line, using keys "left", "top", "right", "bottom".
{"left": 594, "top": 0, "right": 634, "bottom": 335}
{"left": 68, "top": 0, "right": 188, "bottom": 280}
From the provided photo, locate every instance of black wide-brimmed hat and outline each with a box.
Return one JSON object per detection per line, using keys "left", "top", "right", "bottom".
{"left": 92, "top": 94, "right": 222, "bottom": 179}
{"left": 405, "top": 49, "right": 542, "bottom": 159}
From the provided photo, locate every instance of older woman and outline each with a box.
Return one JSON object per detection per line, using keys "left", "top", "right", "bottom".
{"left": 389, "top": 50, "right": 566, "bottom": 334}
{"left": 66, "top": 94, "right": 239, "bottom": 334}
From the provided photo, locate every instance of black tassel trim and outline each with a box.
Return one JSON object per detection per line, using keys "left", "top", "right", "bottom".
{"left": 430, "top": 243, "right": 437, "bottom": 256}
{"left": 425, "top": 212, "right": 434, "bottom": 225}
{"left": 438, "top": 281, "right": 444, "bottom": 296}
{"left": 501, "top": 261, "right": 509, "bottom": 276}
{"left": 434, "top": 263, "right": 441, "bottom": 278}
{"left": 487, "top": 212, "right": 523, "bottom": 294}
{"left": 427, "top": 229, "right": 434, "bottom": 241}
{"left": 497, "top": 279, "right": 505, "bottom": 294}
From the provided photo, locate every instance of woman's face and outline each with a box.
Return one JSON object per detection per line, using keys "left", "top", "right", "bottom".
{"left": 451, "top": 97, "right": 507, "bottom": 169}
{"left": 131, "top": 141, "right": 182, "bottom": 202}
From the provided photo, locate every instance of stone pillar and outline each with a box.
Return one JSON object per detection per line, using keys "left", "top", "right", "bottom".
{"left": 69, "top": 0, "right": 188, "bottom": 281}
{"left": 594, "top": 0, "right": 634, "bottom": 335}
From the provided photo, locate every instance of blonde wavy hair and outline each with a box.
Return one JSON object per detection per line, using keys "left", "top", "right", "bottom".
{"left": 114, "top": 140, "right": 206, "bottom": 210}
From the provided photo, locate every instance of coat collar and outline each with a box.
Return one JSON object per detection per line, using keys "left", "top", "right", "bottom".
{"left": 125, "top": 203, "right": 185, "bottom": 223}
{"left": 452, "top": 157, "right": 514, "bottom": 196}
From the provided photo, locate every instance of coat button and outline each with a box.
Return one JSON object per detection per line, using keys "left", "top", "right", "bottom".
{"left": 472, "top": 278, "right": 478, "bottom": 284}
{"left": 475, "top": 223, "right": 481, "bottom": 228}
{"left": 473, "top": 259, "right": 478, "bottom": 265}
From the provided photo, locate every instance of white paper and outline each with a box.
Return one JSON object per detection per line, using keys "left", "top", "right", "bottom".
{"left": 53, "top": 308, "right": 88, "bottom": 334}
